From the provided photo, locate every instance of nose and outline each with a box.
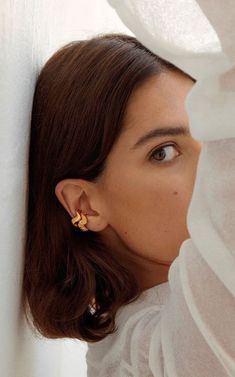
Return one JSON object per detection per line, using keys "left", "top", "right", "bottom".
{"left": 189, "top": 139, "right": 203, "bottom": 187}
{"left": 194, "top": 140, "right": 202, "bottom": 163}
{"left": 196, "top": 140, "right": 203, "bottom": 151}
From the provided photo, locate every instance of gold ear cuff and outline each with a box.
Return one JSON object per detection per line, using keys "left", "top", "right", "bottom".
{"left": 71, "top": 210, "right": 89, "bottom": 232}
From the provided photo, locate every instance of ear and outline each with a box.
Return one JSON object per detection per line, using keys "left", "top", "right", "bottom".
{"left": 54, "top": 178, "right": 108, "bottom": 232}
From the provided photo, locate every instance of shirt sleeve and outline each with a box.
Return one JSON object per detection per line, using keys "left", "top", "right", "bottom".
{"left": 106, "top": 1, "right": 235, "bottom": 376}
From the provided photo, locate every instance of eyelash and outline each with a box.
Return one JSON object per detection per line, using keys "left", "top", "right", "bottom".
{"left": 149, "top": 143, "right": 181, "bottom": 163}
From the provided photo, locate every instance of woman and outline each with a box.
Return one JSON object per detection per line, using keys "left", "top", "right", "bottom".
{"left": 23, "top": 33, "right": 234, "bottom": 376}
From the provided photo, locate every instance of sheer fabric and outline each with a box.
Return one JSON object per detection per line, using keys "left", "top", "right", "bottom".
{"left": 85, "top": 1, "right": 235, "bottom": 376}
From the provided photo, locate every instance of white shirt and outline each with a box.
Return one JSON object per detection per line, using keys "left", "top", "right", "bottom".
{"left": 86, "top": 281, "right": 170, "bottom": 376}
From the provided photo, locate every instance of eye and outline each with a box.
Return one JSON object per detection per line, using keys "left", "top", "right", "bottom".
{"left": 149, "top": 143, "right": 180, "bottom": 163}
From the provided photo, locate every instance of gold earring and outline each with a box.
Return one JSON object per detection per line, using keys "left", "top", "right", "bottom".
{"left": 78, "top": 212, "right": 89, "bottom": 232}
{"left": 71, "top": 210, "right": 89, "bottom": 232}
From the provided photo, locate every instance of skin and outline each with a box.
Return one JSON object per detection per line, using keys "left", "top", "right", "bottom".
{"left": 55, "top": 70, "right": 202, "bottom": 291}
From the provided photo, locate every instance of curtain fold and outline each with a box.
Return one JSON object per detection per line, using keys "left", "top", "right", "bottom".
{"left": 107, "top": 0, "right": 235, "bottom": 141}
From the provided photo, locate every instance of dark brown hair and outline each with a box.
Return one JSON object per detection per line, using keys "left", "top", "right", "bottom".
{"left": 22, "top": 32, "right": 193, "bottom": 343}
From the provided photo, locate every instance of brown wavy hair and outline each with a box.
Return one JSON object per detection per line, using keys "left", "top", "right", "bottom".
{"left": 22, "top": 32, "right": 193, "bottom": 343}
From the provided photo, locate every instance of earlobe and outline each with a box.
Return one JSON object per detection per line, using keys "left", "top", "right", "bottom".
{"left": 54, "top": 178, "right": 109, "bottom": 232}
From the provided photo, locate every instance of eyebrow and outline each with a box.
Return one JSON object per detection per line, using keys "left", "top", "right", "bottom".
{"left": 130, "top": 126, "right": 190, "bottom": 150}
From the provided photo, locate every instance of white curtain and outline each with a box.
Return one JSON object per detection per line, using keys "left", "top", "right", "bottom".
{"left": 107, "top": 0, "right": 235, "bottom": 142}
{"left": 0, "top": 2, "right": 132, "bottom": 377}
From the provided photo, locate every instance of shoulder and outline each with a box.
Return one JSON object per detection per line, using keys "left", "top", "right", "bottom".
{"left": 86, "top": 283, "right": 170, "bottom": 376}
{"left": 119, "top": 305, "right": 162, "bottom": 375}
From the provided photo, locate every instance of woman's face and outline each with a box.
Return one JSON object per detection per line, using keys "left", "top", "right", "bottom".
{"left": 96, "top": 70, "right": 202, "bottom": 288}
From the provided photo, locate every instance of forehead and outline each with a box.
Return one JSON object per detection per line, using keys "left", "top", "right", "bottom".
{"left": 122, "top": 70, "right": 194, "bottom": 135}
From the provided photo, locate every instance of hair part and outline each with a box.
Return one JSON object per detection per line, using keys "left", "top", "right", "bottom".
{"left": 22, "top": 32, "right": 194, "bottom": 343}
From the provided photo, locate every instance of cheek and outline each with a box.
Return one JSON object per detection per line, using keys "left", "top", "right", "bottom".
{"left": 105, "top": 172, "right": 191, "bottom": 231}
{"left": 105, "top": 178, "right": 142, "bottom": 220}
{"left": 103, "top": 171, "right": 193, "bottom": 262}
